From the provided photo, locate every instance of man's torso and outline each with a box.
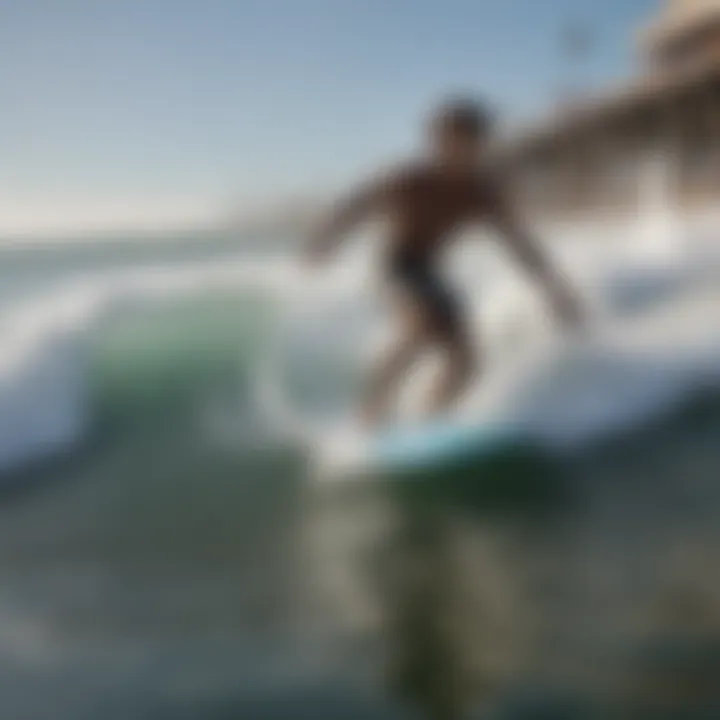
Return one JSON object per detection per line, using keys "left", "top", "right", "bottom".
{"left": 385, "top": 162, "right": 498, "bottom": 266}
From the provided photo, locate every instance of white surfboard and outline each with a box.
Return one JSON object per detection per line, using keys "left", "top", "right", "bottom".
{"left": 313, "top": 416, "right": 528, "bottom": 483}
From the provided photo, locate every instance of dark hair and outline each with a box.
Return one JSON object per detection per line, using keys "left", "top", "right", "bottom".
{"left": 432, "top": 97, "right": 494, "bottom": 138}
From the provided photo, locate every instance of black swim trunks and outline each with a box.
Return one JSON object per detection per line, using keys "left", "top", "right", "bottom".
{"left": 387, "top": 251, "right": 463, "bottom": 338}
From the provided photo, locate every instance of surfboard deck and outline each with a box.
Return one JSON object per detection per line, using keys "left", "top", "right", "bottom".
{"left": 313, "top": 417, "right": 529, "bottom": 483}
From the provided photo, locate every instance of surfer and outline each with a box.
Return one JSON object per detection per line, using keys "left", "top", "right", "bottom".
{"left": 306, "top": 97, "right": 583, "bottom": 428}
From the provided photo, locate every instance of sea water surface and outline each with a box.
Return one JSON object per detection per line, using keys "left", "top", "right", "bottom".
{"left": 0, "top": 225, "right": 720, "bottom": 719}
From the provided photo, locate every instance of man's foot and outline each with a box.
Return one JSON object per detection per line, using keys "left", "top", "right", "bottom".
{"left": 357, "top": 406, "right": 392, "bottom": 434}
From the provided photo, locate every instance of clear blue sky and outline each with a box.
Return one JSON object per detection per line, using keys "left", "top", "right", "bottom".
{"left": 1, "top": 0, "right": 657, "bottom": 233}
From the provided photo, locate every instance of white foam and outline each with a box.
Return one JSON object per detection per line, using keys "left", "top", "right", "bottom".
{"left": 471, "top": 273, "right": 720, "bottom": 452}
{"left": 0, "top": 257, "right": 309, "bottom": 476}
{"left": 2, "top": 213, "right": 720, "bottom": 478}
{"left": 269, "top": 220, "right": 720, "bottom": 463}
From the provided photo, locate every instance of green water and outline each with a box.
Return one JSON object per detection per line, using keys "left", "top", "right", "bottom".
{"left": 1, "top": 285, "right": 719, "bottom": 719}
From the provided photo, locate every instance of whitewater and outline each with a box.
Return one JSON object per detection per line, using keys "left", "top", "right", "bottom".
{"left": 0, "top": 215, "right": 719, "bottom": 718}
{"left": 1, "top": 207, "right": 719, "bottom": 478}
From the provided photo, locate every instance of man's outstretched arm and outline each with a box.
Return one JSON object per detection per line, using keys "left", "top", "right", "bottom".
{"left": 305, "top": 171, "right": 394, "bottom": 263}
{"left": 487, "top": 185, "right": 584, "bottom": 329}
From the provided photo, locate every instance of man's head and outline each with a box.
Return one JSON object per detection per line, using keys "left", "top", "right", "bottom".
{"left": 427, "top": 98, "right": 494, "bottom": 168}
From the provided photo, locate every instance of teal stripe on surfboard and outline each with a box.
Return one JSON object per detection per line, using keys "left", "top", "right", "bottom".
{"left": 368, "top": 418, "right": 529, "bottom": 471}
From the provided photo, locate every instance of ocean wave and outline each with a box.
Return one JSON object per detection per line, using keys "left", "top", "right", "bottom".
{"left": 287, "top": 266, "right": 720, "bottom": 478}
{"left": 0, "top": 258, "right": 308, "bottom": 477}
{"left": 1, "top": 231, "right": 720, "bottom": 480}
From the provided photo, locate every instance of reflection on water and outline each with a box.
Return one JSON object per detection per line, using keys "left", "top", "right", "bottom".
{"left": 1, "top": 398, "right": 720, "bottom": 719}
{"left": 308, "top": 451, "right": 564, "bottom": 720}
{"left": 307, "top": 399, "right": 720, "bottom": 719}
{"left": 1, "top": 202, "right": 719, "bottom": 718}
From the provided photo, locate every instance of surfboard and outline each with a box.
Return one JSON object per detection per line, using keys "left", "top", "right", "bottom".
{"left": 313, "top": 416, "right": 529, "bottom": 482}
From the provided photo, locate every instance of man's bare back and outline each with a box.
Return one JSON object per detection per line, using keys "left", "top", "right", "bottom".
{"left": 306, "top": 98, "right": 583, "bottom": 428}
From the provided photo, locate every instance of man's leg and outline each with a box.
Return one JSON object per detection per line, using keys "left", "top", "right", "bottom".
{"left": 421, "top": 284, "right": 479, "bottom": 420}
{"left": 422, "top": 333, "right": 478, "bottom": 419}
{"left": 359, "top": 296, "right": 429, "bottom": 429}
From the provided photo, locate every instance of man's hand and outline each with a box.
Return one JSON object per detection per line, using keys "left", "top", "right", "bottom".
{"left": 303, "top": 239, "right": 330, "bottom": 267}
{"left": 550, "top": 284, "right": 585, "bottom": 334}
{"left": 302, "top": 242, "right": 326, "bottom": 267}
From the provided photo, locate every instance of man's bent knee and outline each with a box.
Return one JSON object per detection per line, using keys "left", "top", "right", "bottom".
{"left": 446, "top": 339, "right": 479, "bottom": 382}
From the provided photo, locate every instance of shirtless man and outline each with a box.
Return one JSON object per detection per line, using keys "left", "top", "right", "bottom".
{"left": 306, "top": 98, "right": 583, "bottom": 428}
